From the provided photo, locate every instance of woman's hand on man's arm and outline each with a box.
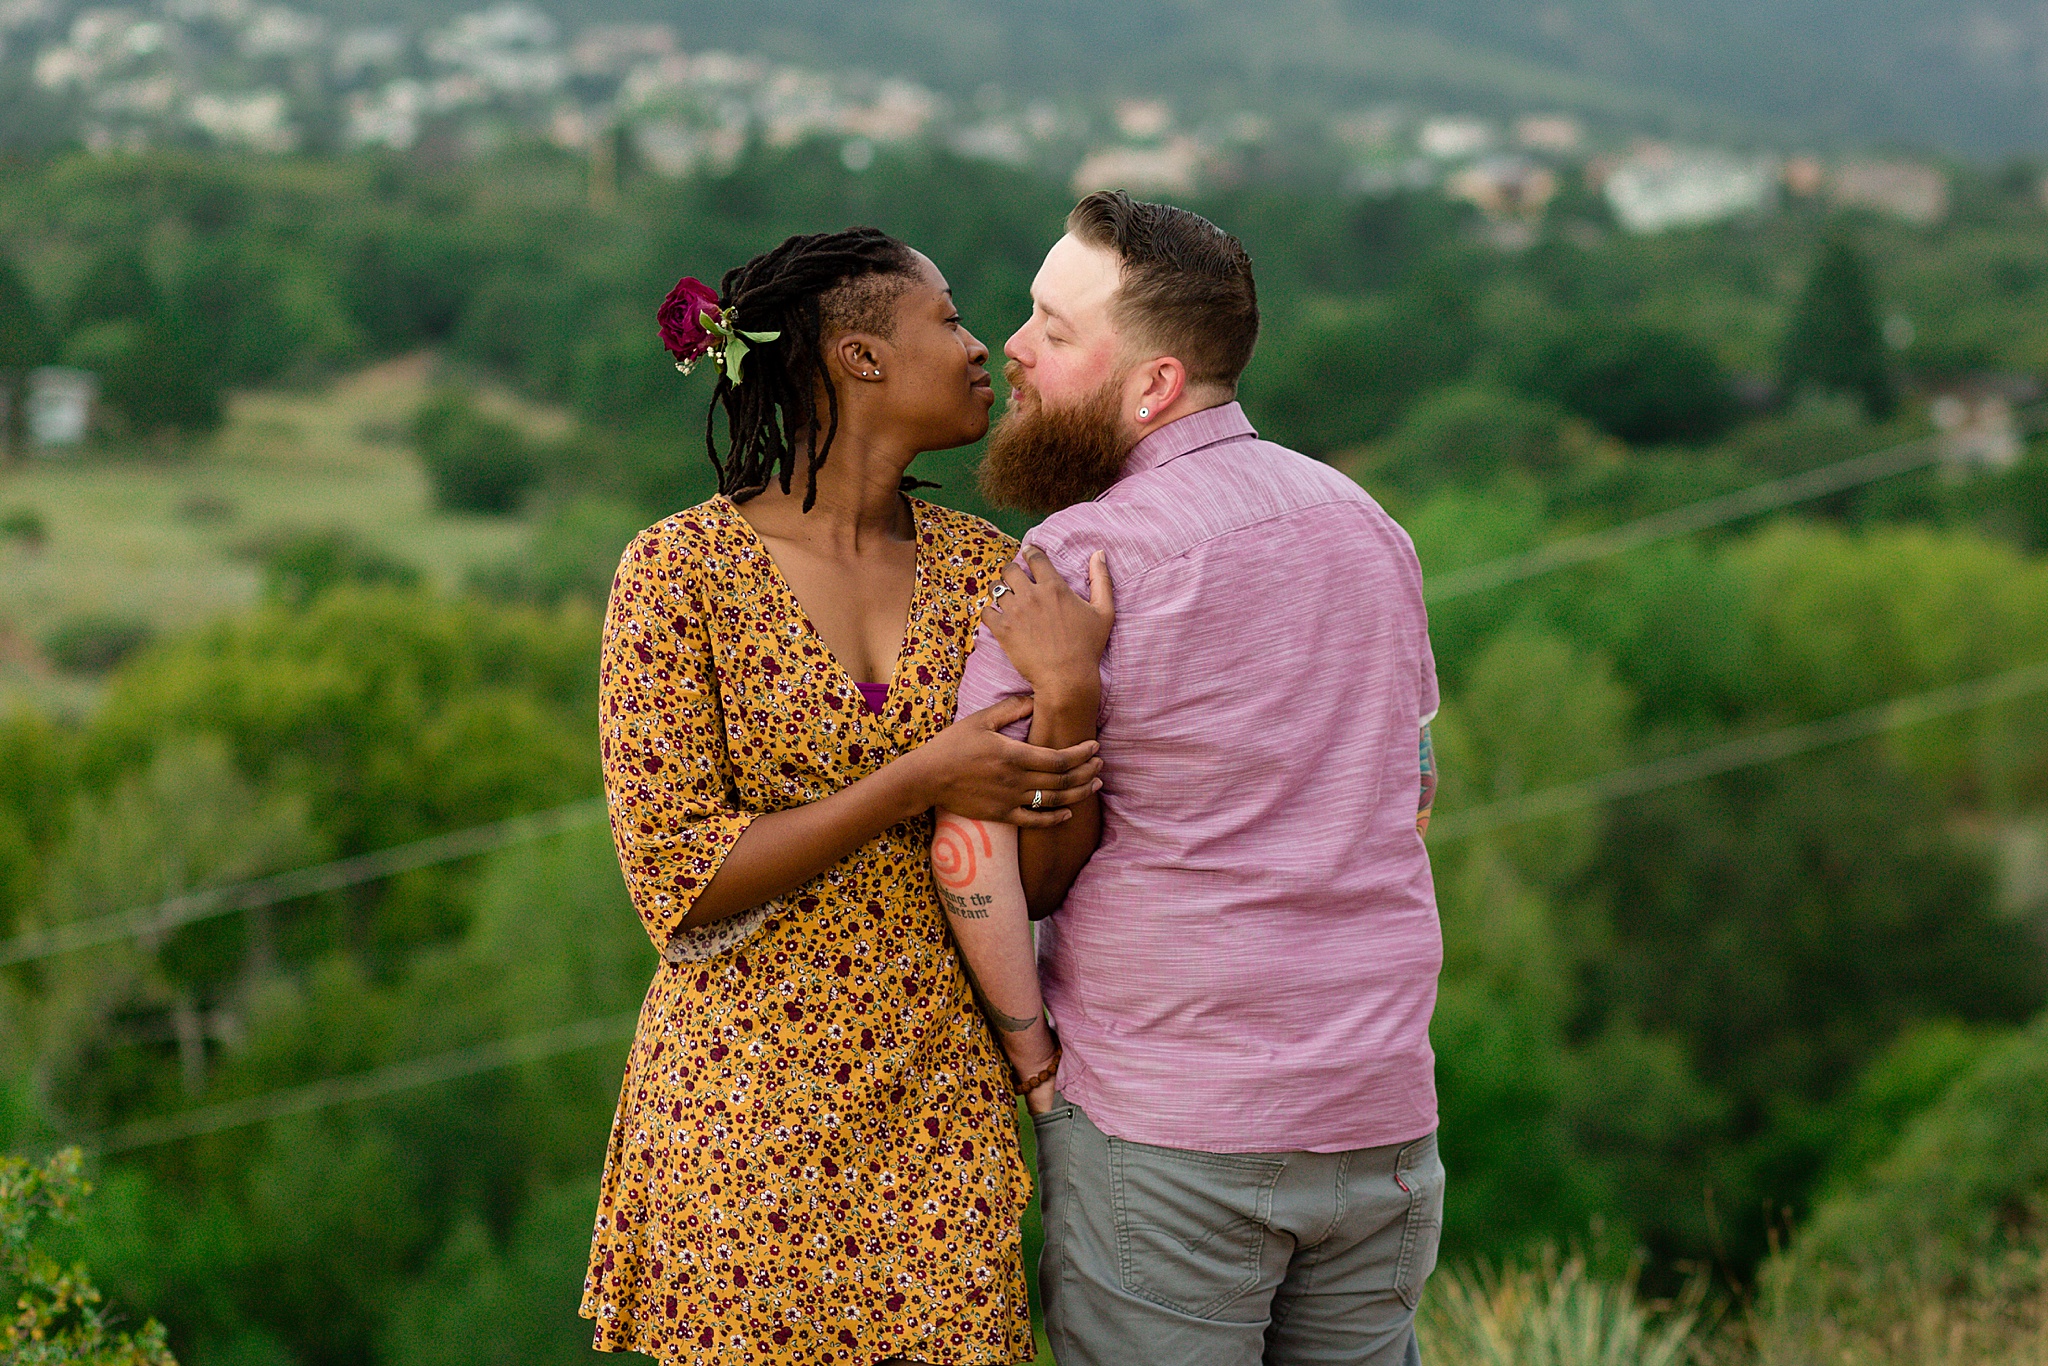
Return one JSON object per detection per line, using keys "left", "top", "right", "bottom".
{"left": 982, "top": 547, "right": 1114, "bottom": 916}
{"left": 678, "top": 697, "right": 1100, "bottom": 930}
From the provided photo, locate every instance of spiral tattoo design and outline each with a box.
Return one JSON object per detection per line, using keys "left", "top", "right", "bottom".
{"left": 933, "top": 818, "right": 993, "bottom": 891}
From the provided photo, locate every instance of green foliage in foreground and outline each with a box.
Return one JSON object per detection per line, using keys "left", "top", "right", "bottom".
{"left": 1782, "top": 1012, "right": 2048, "bottom": 1293}
{"left": 1, "top": 1148, "right": 176, "bottom": 1366}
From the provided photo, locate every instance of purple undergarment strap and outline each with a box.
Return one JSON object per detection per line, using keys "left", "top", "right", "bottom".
{"left": 855, "top": 682, "right": 889, "bottom": 715}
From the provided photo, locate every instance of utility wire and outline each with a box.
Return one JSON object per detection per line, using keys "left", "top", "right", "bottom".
{"left": 92, "top": 1011, "right": 641, "bottom": 1154}
{"left": 74, "top": 661, "right": 2048, "bottom": 1156}
{"left": 1429, "top": 658, "right": 2048, "bottom": 842}
{"left": 15, "top": 425, "right": 2036, "bottom": 969}
{"left": 1423, "top": 410, "right": 2045, "bottom": 604}
{"left": 0, "top": 797, "right": 608, "bottom": 969}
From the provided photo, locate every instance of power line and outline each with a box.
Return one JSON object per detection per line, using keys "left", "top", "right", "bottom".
{"left": 71, "top": 663, "right": 2048, "bottom": 1155}
{"left": 1422, "top": 415, "right": 2043, "bottom": 603}
{"left": 1429, "top": 659, "right": 2048, "bottom": 842}
{"left": 0, "top": 798, "right": 608, "bottom": 969}
{"left": 92, "top": 1011, "right": 641, "bottom": 1154}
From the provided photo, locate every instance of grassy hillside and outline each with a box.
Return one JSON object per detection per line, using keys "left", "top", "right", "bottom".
{"left": 0, "top": 356, "right": 552, "bottom": 715}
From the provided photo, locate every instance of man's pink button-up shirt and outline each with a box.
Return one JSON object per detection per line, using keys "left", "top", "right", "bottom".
{"left": 956, "top": 402, "right": 1442, "bottom": 1154}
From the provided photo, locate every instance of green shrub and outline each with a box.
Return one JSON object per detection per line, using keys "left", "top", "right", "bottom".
{"left": 0, "top": 505, "right": 47, "bottom": 547}
{"left": 411, "top": 393, "right": 540, "bottom": 515}
{"left": 1, "top": 1147, "right": 178, "bottom": 1365}
{"left": 60, "top": 318, "right": 223, "bottom": 439}
{"left": 1419, "top": 1250, "right": 1701, "bottom": 1366}
{"left": 470, "top": 497, "right": 646, "bottom": 606}
{"left": 241, "top": 527, "right": 422, "bottom": 605}
{"left": 43, "top": 615, "right": 155, "bottom": 675}
{"left": 1778, "top": 1011, "right": 2048, "bottom": 1295}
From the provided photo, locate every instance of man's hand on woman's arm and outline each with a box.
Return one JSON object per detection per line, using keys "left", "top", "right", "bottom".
{"left": 933, "top": 810, "right": 1060, "bottom": 1114}
{"left": 982, "top": 547, "right": 1114, "bottom": 917}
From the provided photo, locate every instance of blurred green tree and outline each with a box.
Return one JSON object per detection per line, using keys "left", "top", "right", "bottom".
{"left": 81, "top": 589, "right": 596, "bottom": 960}
{"left": 0, "top": 252, "right": 52, "bottom": 461}
{"left": 1240, "top": 277, "right": 1480, "bottom": 455}
{"left": 1508, "top": 318, "right": 1739, "bottom": 447}
{"left": 1773, "top": 1010, "right": 2048, "bottom": 1298}
{"left": 1578, "top": 748, "right": 2044, "bottom": 1265}
{"left": 244, "top": 528, "right": 422, "bottom": 606}
{"left": 65, "top": 246, "right": 162, "bottom": 335}
{"left": 470, "top": 497, "right": 647, "bottom": 607}
{"left": 179, "top": 243, "right": 362, "bottom": 386}
{"left": 60, "top": 318, "right": 223, "bottom": 439}
{"left": 1353, "top": 385, "right": 1614, "bottom": 499}
{"left": 1779, "top": 230, "right": 1897, "bottom": 420}
{"left": 341, "top": 222, "right": 473, "bottom": 352}
{"left": 411, "top": 393, "right": 541, "bottom": 516}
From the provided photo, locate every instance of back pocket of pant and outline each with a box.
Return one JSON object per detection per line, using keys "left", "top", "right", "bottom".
{"left": 1108, "top": 1138, "right": 1284, "bottom": 1322}
{"left": 1393, "top": 1132, "right": 1446, "bottom": 1309}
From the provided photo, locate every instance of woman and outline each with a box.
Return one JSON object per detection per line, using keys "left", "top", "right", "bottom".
{"left": 582, "top": 227, "right": 1106, "bottom": 1365}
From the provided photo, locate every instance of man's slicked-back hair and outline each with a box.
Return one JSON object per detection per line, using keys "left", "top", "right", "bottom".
{"left": 1065, "top": 190, "right": 1259, "bottom": 390}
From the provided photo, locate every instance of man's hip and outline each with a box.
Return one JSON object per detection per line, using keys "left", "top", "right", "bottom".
{"left": 1032, "top": 1093, "right": 1444, "bottom": 1366}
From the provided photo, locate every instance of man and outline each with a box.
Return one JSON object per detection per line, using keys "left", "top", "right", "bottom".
{"left": 932, "top": 191, "right": 1444, "bottom": 1366}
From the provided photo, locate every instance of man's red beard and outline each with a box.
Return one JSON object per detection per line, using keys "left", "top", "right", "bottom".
{"left": 977, "top": 362, "right": 1131, "bottom": 514}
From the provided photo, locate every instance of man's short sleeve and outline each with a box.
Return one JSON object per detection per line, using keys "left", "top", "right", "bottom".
{"left": 956, "top": 619, "right": 1034, "bottom": 740}
{"left": 1419, "top": 624, "right": 1440, "bottom": 726}
{"left": 955, "top": 537, "right": 1102, "bottom": 742}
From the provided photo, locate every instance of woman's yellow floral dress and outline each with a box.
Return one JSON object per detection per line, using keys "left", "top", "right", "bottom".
{"left": 582, "top": 494, "right": 1034, "bottom": 1366}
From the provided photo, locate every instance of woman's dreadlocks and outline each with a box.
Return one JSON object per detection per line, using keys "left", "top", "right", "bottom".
{"left": 705, "top": 227, "right": 928, "bottom": 511}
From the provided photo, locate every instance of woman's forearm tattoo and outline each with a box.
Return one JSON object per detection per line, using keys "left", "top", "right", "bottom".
{"left": 1417, "top": 722, "right": 1437, "bottom": 836}
{"left": 934, "top": 819, "right": 996, "bottom": 919}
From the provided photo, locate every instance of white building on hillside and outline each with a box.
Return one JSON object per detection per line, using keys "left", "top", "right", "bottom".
{"left": 27, "top": 367, "right": 96, "bottom": 450}
{"left": 1604, "top": 146, "right": 1778, "bottom": 233}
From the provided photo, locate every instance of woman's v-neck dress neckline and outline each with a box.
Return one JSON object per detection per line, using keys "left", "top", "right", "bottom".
{"left": 718, "top": 492, "right": 927, "bottom": 733}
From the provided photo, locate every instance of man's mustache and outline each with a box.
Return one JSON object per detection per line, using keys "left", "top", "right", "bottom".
{"left": 1003, "top": 360, "right": 1033, "bottom": 404}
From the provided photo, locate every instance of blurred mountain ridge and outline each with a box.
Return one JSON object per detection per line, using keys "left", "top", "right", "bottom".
{"left": 299, "top": 0, "right": 2048, "bottom": 154}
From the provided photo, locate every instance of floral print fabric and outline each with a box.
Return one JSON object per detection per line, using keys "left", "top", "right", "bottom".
{"left": 583, "top": 495, "right": 1034, "bottom": 1366}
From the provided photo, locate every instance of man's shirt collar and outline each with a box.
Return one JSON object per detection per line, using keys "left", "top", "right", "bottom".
{"left": 1121, "top": 401, "right": 1258, "bottom": 480}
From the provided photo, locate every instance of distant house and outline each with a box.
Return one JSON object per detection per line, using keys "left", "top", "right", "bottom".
{"left": 1417, "top": 116, "right": 1493, "bottom": 159}
{"left": 1071, "top": 138, "right": 1204, "bottom": 198}
{"left": 1829, "top": 161, "right": 1949, "bottom": 226}
{"left": 1513, "top": 115, "right": 1583, "bottom": 154}
{"left": 1928, "top": 375, "right": 2041, "bottom": 472}
{"left": 27, "top": 367, "right": 97, "bottom": 451}
{"left": 187, "top": 89, "right": 298, "bottom": 152}
{"left": 1446, "top": 156, "right": 1558, "bottom": 219}
{"left": 1603, "top": 146, "right": 1778, "bottom": 233}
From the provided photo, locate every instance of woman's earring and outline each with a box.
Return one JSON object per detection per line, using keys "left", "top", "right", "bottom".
{"left": 1137, "top": 407, "right": 1150, "bottom": 420}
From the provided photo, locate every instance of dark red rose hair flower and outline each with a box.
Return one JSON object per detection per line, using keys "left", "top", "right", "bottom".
{"left": 657, "top": 276, "right": 722, "bottom": 366}
{"left": 656, "top": 275, "right": 780, "bottom": 382}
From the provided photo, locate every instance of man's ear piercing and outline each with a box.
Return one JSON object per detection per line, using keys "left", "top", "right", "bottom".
{"left": 1138, "top": 407, "right": 1150, "bottom": 420}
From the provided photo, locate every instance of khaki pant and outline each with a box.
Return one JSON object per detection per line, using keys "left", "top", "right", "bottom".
{"left": 1032, "top": 1095, "right": 1444, "bottom": 1366}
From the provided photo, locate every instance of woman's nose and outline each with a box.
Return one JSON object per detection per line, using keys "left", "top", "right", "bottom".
{"left": 964, "top": 330, "right": 990, "bottom": 365}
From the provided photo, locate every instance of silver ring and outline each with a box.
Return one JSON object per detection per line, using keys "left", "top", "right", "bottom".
{"left": 1031, "top": 789, "right": 1044, "bottom": 810}
{"left": 990, "top": 583, "right": 1012, "bottom": 600}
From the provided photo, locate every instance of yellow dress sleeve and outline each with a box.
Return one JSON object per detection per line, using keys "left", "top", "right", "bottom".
{"left": 600, "top": 527, "right": 755, "bottom": 952}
